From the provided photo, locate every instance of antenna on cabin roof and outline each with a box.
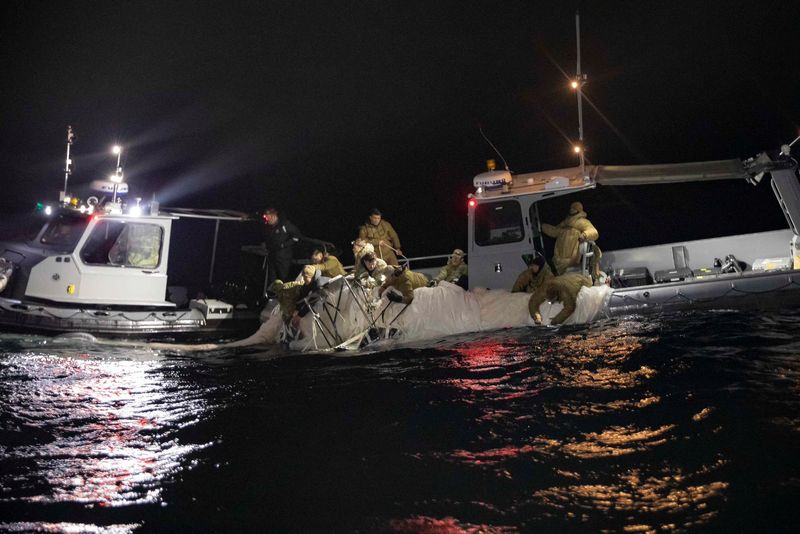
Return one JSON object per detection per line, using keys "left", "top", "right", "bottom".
{"left": 479, "top": 126, "right": 511, "bottom": 173}
{"left": 61, "top": 125, "right": 75, "bottom": 202}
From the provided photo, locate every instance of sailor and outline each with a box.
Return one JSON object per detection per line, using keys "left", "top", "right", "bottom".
{"left": 310, "top": 248, "right": 345, "bottom": 278}
{"left": 432, "top": 248, "right": 468, "bottom": 288}
{"left": 511, "top": 253, "right": 553, "bottom": 294}
{"left": 291, "top": 265, "right": 331, "bottom": 328}
{"left": 262, "top": 207, "right": 303, "bottom": 286}
{"left": 269, "top": 279, "right": 304, "bottom": 321}
{"left": 358, "top": 208, "right": 403, "bottom": 266}
{"left": 351, "top": 238, "right": 374, "bottom": 276}
{"left": 541, "top": 201, "right": 599, "bottom": 275}
{"left": 127, "top": 246, "right": 159, "bottom": 268}
{"left": 356, "top": 252, "right": 391, "bottom": 288}
{"left": 380, "top": 265, "right": 429, "bottom": 305}
{"left": 528, "top": 272, "right": 592, "bottom": 325}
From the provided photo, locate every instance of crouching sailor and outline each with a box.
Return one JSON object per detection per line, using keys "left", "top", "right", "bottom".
{"left": 291, "top": 265, "right": 330, "bottom": 329}
{"left": 431, "top": 248, "right": 468, "bottom": 288}
{"left": 528, "top": 273, "right": 592, "bottom": 325}
{"left": 356, "top": 252, "right": 393, "bottom": 288}
{"left": 269, "top": 279, "right": 304, "bottom": 322}
{"left": 310, "top": 247, "right": 345, "bottom": 278}
{"left": 380, "top": 265, "right": 429, "bottom": 304}
{"left": 511, "top": 253, "right": 553, "bottom": 294}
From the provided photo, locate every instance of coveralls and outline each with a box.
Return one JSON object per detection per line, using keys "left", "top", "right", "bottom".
{"left": 541, "top": 208, "right": 599, "bottom": 275}
{"left": 511, "top": 263, "right": 554, "bottom": 293}
{"left": 382, "top": 269, "right": 429, "bottom": 305}
{"left": 528, "top": 273, "right": 592, "bottom": 325}
{"left": 359, "top": 220, "right": 402, "bottom": 266}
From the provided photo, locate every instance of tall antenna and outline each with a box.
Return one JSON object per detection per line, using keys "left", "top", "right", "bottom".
{"left": 62, "top": 125, "right": 74, "bottom": 201}
{"left": 572, "top": 11, "right": 586, "bottom": 177}
{"left": 479, "top": 126, "right": 511, "bottom": 172}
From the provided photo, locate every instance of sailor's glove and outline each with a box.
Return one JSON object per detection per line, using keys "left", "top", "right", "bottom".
{"left": 386, "top": 289, "right": 404, "bottom": 303}
{"left": 427, "top": 279, "right": 438, "bottom": 287}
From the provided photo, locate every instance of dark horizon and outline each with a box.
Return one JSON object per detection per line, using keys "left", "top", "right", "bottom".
{"left": 1, "top": 1, "right": 798, "bottom": 258}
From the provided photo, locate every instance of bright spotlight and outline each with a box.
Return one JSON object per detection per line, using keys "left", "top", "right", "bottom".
{"left": 112, "top": 145, "right": 122, "bottom": 155}
{"left": 573, "top": 145, "right": 583, "bottom": 154}
{"left": 570, "top": 80, "right": 579, "bottom": 90}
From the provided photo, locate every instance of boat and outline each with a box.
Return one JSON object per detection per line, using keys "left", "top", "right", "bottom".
{"left": 0, "top": 129, "right": 261, "bottom": 340}
{"left": 241, "top": 146, "right": 800, "bottom": 353}
{"left": 465, "top": 150, "right": 800, "bottom": 316}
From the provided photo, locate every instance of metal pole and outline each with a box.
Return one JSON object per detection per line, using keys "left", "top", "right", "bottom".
{"left": 111, "top": 146, "right": 122, "bottom": 204}
{"left": 209, "top": 219, "right": 220, "bottom": 284}
{"left": 575, "top": 11, "right": 586, "bottom": 176}
{"left": 63, "top": 126, "right": 74, "bottom": 199}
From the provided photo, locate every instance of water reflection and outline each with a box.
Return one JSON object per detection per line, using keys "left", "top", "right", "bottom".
{"left": 417, "top": 321, "right": 730, "bottom": 530}
{"left": 533, "top": 463, "right": 728, "bottom": 530}
{"left": 388, "top": 515, "right": 518, "bottom": 533}
{"left": 0, "top": 351, "right": 212, "bottom": 509}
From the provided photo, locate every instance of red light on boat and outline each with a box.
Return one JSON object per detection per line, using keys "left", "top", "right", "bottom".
{"left": 468, "top": 199, "right": 477, "bottom": 208}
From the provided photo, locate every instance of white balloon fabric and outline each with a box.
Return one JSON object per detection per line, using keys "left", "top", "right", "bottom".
{"left": 216, "top": 277, "right": 613, "bottom": 352}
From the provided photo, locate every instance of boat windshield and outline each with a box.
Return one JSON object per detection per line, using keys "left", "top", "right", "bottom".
{"left": 39, "top": 212, "right": 90, "bottom": 248}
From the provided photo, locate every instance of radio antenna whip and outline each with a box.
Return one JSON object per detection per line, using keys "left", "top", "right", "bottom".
{"left": 574, "top": 11, "right": 587, "bottom": 177}
{"left": 62, "top": 125, "right": 75, "bottom": 201}
{"left": 479, "top": 126, "right": 511, "bottom": 172}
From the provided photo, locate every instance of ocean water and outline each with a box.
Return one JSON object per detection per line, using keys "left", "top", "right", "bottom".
{"left": 1, "top": 310, "right": 799, "bottom": 533}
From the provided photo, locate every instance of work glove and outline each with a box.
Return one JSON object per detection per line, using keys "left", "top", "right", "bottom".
{"left": 386, "top": 289, "right": 404, "bottom": 303}
{"left": 427, "top": 280, "right": 438, "bottom": 287}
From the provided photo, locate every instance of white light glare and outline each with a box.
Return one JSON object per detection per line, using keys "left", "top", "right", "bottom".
{"left": 44, "top": 205, "right": 53, "bottom": 215}
{"left": 110, "top": 173, "right": 123, "bottom": 184}
{"left": 129, "top": 205, "right": 142, "bottom": 217}
{"left": 112, "top": 145, "right": 122, "bottom": 155}
{"left": 570, "top": 80, "right": 579, "bottom": 89}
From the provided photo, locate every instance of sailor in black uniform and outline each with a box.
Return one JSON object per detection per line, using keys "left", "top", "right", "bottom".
{"left": 262, "top": 207, "right": 302, "bottom": 286}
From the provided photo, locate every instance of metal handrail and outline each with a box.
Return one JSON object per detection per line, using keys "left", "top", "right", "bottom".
{"left": 343, "top": 253, "right": 465, "bottom": 271}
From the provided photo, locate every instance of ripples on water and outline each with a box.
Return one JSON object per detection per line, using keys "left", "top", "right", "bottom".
{"left": 1, "top": 310, "right": 800, "bottom": 532}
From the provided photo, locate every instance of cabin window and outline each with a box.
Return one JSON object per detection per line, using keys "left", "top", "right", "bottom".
{"left": 80, "top": 220, "right": 163, "bottom": 269}
{"left": 39, "top": 213, "right": 89, "bottom": 248}
{"left": 474, "top": 200, "right": 524, "bottom": 246}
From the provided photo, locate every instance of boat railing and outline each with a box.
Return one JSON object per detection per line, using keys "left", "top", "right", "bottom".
{"left": 343, "top": 253, "right": 458, "bottom": 273}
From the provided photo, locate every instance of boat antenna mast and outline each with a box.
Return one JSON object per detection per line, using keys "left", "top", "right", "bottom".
{"left": 111, "top": 144, "right": 124, "bottom": 204}
{"left": 571, "top": 11, "right": 587, "bottom": 177}
{"left": 479, "top": 126, "right": 511, "bottom": 172}
{"left": 61, "top": 125, "right": 75, "bottom": 202}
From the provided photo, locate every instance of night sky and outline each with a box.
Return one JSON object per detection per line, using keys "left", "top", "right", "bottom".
{"left": 1, "top": 0, "right": 799, "bottom": 262}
